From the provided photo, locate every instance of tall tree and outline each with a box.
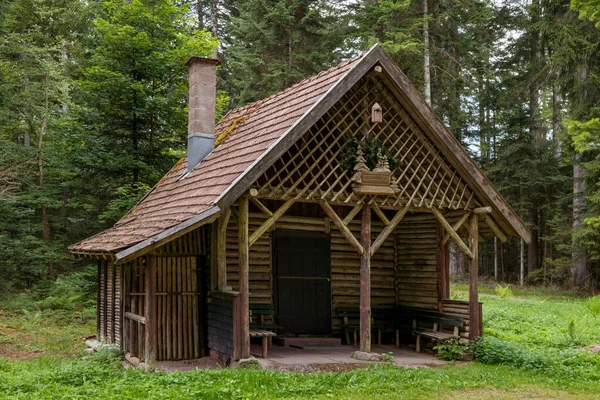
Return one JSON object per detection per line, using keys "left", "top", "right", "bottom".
{"left": 224, "top": 0, "right": 348, "bottom": 105}
{"left": 77, "top": 0, "right": 216, "bottom": 222}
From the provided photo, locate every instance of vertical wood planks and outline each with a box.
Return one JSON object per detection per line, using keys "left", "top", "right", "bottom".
{"left": 144, "top": 254, "right": 157, "bottom": 371}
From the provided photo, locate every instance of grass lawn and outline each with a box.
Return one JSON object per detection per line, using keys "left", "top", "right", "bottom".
{"left": 1, "top": 284, "right": 599, "bottom": 399}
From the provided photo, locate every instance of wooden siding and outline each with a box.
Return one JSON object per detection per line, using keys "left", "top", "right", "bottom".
{"left": 395, "top": 213, "right": 439, "bottom": 310}
{"left": 442, "top": 299, "right": 482, "bottom": 341}
{"left": 207, "top": 296, "right": 235, "bottom": 356}
{"left": 331, "top": 220, "right": 396, "bottom": 332}
{"left": 97, "top": 260, "right": 122, "bottom": 345}
{"left": 118, "top": 226, "right": 210, "bottom": 361}
{"left": 222, "top": 211, "right": 397, "bottom": 334}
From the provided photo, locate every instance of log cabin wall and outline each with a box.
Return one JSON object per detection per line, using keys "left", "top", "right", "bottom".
{"left": 441, "top": 299, "right": 482, "bottom": 341}
{"left": 223, "top": 205, "right": 396, "bottom": 334}
{"left": 97, "top": 260, "right": 121, "bottom": 345}
{"left": 395, "top": 213, "right": 439, "bottom": 310}
{"left": 331, "top": 220, "right": 396, "bottom": 333}
{"left": 120, "top": 225, "right": 210, "bottom": 361}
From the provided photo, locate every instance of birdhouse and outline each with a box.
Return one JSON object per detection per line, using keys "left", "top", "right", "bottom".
{"left": 372, "top": 103, "right": 382, "bottom": 123}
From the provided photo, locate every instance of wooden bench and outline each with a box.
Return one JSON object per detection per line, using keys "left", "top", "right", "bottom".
{"left": 401, "top": 309, "right": 464, "bottom": 353}
{"left": 338, "top": 307, "right": 394, "bottom": 346}
{"left": 249, "top": 304, "right": 282, "bottom": 358}
{"left": 249, "top": 329, "right": 277, "bottom": 358}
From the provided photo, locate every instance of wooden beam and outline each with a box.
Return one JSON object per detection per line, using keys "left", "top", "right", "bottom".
{"left": 319, "top": 200, "right": 363, "bottom": 255}
{"left": 238, "top": 195, "right": 250, "bottom": 359}
{"left": 483, "top": 214, "right": 508, "bottom": 243}
{"left": 469, "top": 213, "right": 481, "bottom": 340}
{"left": 144, "top": 254, "right": 157, "bottom": 371}
{"left": 371, "top": 203, "right": 390, "bottom": 225}
{"left": 343, "top": 202, "right": 363, "bottom": 226}
{"left": 360, "top": 205, "right": 372, "bottom": 353}
{"left": 249, "top": 198, "right": 295, "bottom": 247}
{"left": 473, "top": 206, "right": 492, "bottom": 214}
{"left": 371, "top": 206, "right": 409, "bottom": 256}
{"left": 430, "top": 208, "right": 474, "bottom": 259}
{"left": 250, "top": 197, "right": 273, "bottom": 217}
{"left": 217, "top": 209, "right": 231, "bottom": 290}
{"left": 376, "top": 48, "right": 531, "bottom": 243}
{"left": 442, "top": 212, "right": 471, "bottom": 246}
{"left": 216, "top": 44, "right": 380, "bottom": 211}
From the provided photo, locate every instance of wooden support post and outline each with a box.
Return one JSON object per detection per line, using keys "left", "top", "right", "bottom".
{"left": 144, "top": 254, "right": 157, "bottom": 371}
{"left": 238, "top": 195, "right": 250, "bottom": 359}
{"left": 469, "top": 213, "right": 481, "bottom": 340}
{"left": 436, "top": 222, "right": 449, "bottom": 308}
{"left": 217, "top": 209, "right": 231, "bottom": 290}
{"left": 360, "top": 204, "right": 372, "bottom": 353}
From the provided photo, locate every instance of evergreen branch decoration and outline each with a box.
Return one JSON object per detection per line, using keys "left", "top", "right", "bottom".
{"left": 341, "top": 136, "right": 398, "bottom": 174}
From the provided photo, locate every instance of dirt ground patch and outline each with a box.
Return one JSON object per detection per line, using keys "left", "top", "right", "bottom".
{"left": 0, "top": 325, "right": 43, "bottom": 360}
{"left": 441, "top": 387, "right": 592, "bottom": 399}
{"left": 581, "top": 344, "right": 600, "bottom": 353}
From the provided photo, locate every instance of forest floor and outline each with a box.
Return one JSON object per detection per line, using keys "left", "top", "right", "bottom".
{"left": 1, "top": 284, "right": 600, "bottom": 399}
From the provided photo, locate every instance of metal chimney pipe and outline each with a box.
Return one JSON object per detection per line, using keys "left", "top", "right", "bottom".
{"left": 185, "top": 56, "right": 220, "bottom": 174}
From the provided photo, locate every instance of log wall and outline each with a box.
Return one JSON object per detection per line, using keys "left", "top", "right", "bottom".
{"left": 223, "top": 211, "right": 397, "bottom": 334}
{"left": 119, "top": 225, "right": 210, "bottom": 361}
{"left": 395, "top": 213, "right": 439, "bottom": 310}
{"left": 331, "top": 220, "right": 396, "bottom": 332}
{"left": 441, "top": 299, "right": 482, "bottom": 341}
{"left": 97, "top": 260, "right": 121, "bottom": 345}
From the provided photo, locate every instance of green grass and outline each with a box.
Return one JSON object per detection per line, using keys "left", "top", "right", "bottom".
{"left": 0, "top": 284, "right": 600, "bottom": 399}
{"left": 1, "top": 355, "right": 600, "bottom": 399}
{"left": 451, "top": 283, "right": 600, "bottom": 350}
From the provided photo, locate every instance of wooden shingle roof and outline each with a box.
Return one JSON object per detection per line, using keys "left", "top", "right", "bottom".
{"left": 70, "top": 44, "right": 530, "bottom": 262}
{"left": 68, "top": 51, "right": 364, "bottom": 256}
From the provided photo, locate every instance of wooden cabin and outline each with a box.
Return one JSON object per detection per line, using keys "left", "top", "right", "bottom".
{"left": 69, "top": 44, "right": 530, "bottom": 370}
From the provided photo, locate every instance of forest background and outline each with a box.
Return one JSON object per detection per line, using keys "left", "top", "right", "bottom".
{"left": 1, "top": 0, "right": 600, "bottom": 296}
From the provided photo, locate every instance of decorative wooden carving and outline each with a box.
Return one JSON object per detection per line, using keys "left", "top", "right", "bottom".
{"left": 352, "top": 145, "right": 396, "bottom": 196}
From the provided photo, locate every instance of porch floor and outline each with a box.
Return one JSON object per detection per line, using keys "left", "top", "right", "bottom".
{"left": 251, "top": 344, "right": 448, "bottom": 370}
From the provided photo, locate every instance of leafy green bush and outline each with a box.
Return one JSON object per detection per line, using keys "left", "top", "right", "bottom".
{"left": 473, "top": 337, "right": 600, "bottom": 381}
{"left": 433, "top": 338, "right": 468, "bottom": 361}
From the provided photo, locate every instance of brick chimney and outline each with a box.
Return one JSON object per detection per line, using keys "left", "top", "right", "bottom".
{"left": 185, "top": 56, "right": 220, "bottom": 174}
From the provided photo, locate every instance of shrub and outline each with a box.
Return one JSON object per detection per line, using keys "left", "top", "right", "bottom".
{"left": 433, "top": 338, "right": 468, "bottom": 361}
{"left": 472, "top": 337, "right": 600, "bottom": 381}
{"left": 494, "top": 284, "right": 513, "bottom": 298}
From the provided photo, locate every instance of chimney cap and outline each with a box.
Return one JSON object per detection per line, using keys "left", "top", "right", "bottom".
{"left": 185, "top": 56, "right": 221, "bottom": 67}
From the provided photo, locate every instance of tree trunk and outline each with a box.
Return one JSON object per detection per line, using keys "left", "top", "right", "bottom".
{"left": 527, "top": 0, "right": 541, "bottom": 276}
{"left": 210, "top": 0, "right": 218, "bottom": 57}
{"left": 527, "top": 207, "right": 539, "bottom": 275}
{"left": 423, "top": 0, "right": 431, "bottom": 106}
{"left": 494, "top": 237, "right": 498, "bottom": 281}
{"left": 520, "top": 238, "right": 525, "bottom": 286}
{"left": 552, "top": 81, "right": 561, "bottom": 158}
{"left": 571, "top": 157, "right": 587, "bottom": 286}
{"left": 39, "top": 73, "right": 54, "bottom": 280}
{"left": 197, "top": 0, "right": 204, "bottom": 30}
